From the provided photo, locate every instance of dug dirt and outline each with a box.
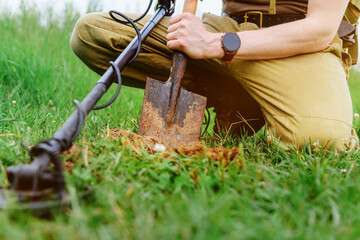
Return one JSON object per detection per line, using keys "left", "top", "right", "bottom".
{"left": 105, "top": 129, "right": 242, "bottom": 165}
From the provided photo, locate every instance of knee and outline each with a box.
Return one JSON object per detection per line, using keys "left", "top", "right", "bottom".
{"left": 267, "top": 116, "right": 357, "bottom": 152}
{"left": 70, "top": 13, "right": 98, "bottom": 56}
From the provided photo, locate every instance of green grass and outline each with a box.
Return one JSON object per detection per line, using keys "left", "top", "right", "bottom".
{"left": 2, "top": 4, "right": 360, "bottom": 240}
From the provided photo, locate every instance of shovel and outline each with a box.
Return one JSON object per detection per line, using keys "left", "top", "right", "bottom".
{"left": 138, "top": 0, "right": 207, "bottom": 148}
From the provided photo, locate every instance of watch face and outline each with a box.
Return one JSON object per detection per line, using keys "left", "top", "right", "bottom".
{"left": 222, "top": 32, "right": 241, "bottom": 52}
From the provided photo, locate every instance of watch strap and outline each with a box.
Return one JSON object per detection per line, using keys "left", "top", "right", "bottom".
{"left": 221, "top": 51, "right": 236, "bottom": 63}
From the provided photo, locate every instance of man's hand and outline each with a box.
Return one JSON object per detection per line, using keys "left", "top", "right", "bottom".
{"left": 166, "top": 13, "right": 223, "bottom": 59}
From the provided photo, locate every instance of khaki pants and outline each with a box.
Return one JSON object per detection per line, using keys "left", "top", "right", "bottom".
{"left": 70, "top": 12, "right": 359, "bottom": 151}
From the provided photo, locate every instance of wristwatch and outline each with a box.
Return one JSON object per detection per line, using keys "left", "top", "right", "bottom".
{"left": 221, "top": 32, "right": 241, "bottom": 63}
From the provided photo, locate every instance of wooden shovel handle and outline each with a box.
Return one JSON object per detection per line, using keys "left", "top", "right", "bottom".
{"left": 182, "top": 0, "right": 198, "bottom": 14}
{"left": 166, "top": 0, "right": 198, "bottom": 126}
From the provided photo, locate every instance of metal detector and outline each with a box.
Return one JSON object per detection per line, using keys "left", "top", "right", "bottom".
{"left": 1, "top": 0, "right": 175, "bottom": 215}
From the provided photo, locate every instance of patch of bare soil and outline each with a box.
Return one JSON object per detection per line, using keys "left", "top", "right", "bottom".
{"left": 106, "top": 129, "right": 166, "bottom": 154}
{"left": 62, "top": 145, "right": 79, "bottom": 173}
{"left": 175, "top": 144, "right": 241, "bottom": 165}
{"left": 106, "top": 129, "right": 242, "bottom": 165}
{"left": 62, "top": 144, "right": 93, "bottom": 172}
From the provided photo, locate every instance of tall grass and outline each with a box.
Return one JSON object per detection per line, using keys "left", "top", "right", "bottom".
{"left": 1, "top": 3, "right": 360, "bottom": 240}
{"left": 0, "top": 3, "right": 144, "bottom": 144}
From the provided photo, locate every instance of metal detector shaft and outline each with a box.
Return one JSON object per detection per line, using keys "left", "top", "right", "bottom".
{"left": 54, "top": 6, "right": 168, "bottom": 151}
{"left": 6, "top": 5, "right": 169, "bottom": 193}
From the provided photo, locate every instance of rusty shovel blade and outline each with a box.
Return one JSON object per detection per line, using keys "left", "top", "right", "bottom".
{"left": 137, "top": 0, "right": 206, "bottom": 149}
{"left": 138, "top": 75, "right": 207, "bottom": 149}
{"left": 138, "top": 78, "right": 206, "bottom": 148}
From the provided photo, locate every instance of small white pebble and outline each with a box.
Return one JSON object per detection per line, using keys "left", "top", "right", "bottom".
{"left": 312, "top": 141, "right": 320, "bottom": 148}
{"left": 340, "top": 169, "right": 347, "bottom": 173}
{"left": 154, "top": 143, "right": 166, "bottom": 152}
{"left": 354, "top": 113, "right": 359, "bottom": 120}
{"left": 12, "top": 100, "right": 16, "bottom": 104}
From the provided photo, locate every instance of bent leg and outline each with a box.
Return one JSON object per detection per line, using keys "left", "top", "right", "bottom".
{"left": 198, "top": 13, "right": 358, "bottom": 151}
{"left": 229, "top": 42, "right": 357, "bottom": 151}
{"left": 70, "top": 12, "right": 173, "bottom": 88}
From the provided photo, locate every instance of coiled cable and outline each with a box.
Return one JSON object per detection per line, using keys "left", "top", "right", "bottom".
{"left": 72, "top": 1, "right": 154, "bottom": 139}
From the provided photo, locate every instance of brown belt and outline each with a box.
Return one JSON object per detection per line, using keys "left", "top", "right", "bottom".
{"left": 230, "top": 12, "right": 306, "bottom": 28}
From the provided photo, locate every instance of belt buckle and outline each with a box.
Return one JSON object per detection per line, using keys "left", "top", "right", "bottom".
{"left": 244, "top": 11, "right": 263, "bottom": 28}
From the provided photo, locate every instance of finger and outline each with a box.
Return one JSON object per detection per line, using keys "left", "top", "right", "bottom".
{"left": 169, "top": 14, "right": 183, "bottom": 25}
{"left": 168, "top": 19, "right": 191, "bottom": 34}
{"left": 167, "top": 39, "right": 184, "bottom": 51}
{"left": 167, "top": 28, "right": 188, "bottom": 41}
{"left": 166, "top": 32, "right": 176, "bottom": 41}
{"left": 170, "top": 12, "right": 193, "bottom": 24}
{"left": 167, "top": 22, "right": 180, "bottom": 34}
